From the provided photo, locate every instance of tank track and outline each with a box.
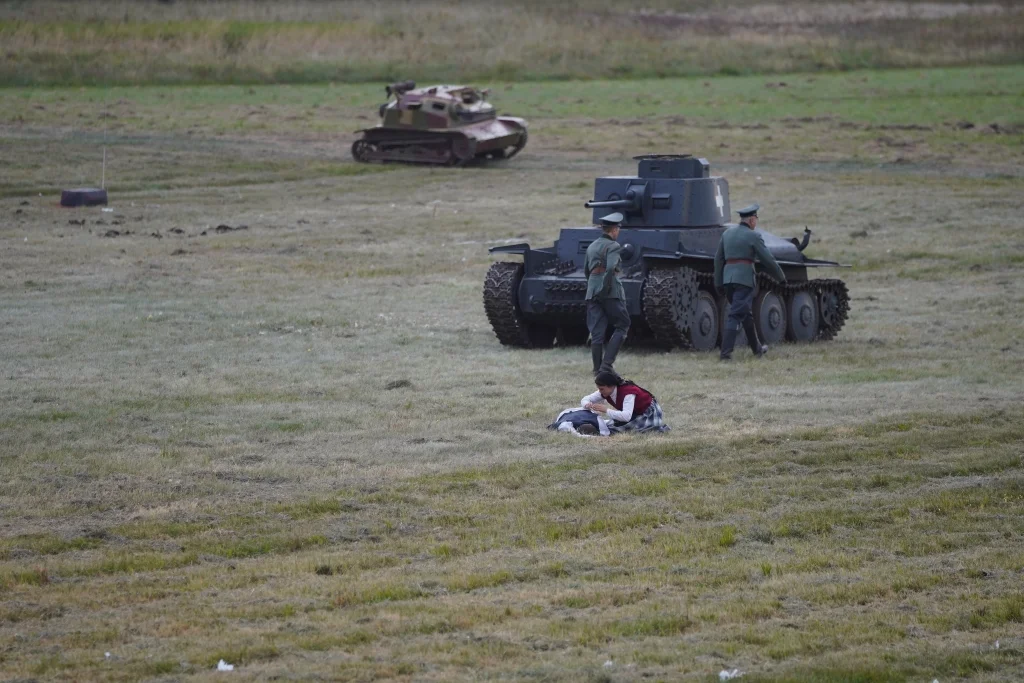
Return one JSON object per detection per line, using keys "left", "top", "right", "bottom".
{"left": 352, "top": 132, "right": 475, "bottom": 166}
{"left": 694, "top": 272, "right": 849, "bottom": 342}
{"left": 483, "top": 262, "right": 533, "bottom": 347}
{"left": 642, "top": 266, "right": 699, "bottom": 349}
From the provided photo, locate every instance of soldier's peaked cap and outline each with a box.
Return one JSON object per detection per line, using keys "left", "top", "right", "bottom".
{"left": 737, "top": 203, "right": 760, "bottom": 218}
{"left": 597, "top": 212, "right": 624, "bottom": 226}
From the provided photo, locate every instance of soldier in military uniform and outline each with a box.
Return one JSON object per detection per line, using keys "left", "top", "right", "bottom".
{"left": 585, "top": 212, "right": 630, "bottom": 374}
{"left": 714, "top": 203, "right": 787, "bottom": 360}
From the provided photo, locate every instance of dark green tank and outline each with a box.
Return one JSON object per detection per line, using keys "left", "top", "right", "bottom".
{"left": 483, "top": 154, "right": 849, "bottom": 350}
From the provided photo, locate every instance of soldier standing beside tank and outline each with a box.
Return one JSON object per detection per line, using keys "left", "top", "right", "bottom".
{"left": 585, "top": 213, "right": 630, "bottom": 374}
{"left": 714, "top": 204, "right": 787, "bottom": 360}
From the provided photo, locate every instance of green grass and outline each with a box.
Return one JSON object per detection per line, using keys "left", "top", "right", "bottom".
{"left": 0, "top": 533, "right": 102, "bottom": 558}
{"left": 7, "top": 65, "right": 1024, "bottom": 129}
{"left": 2, "top": 1, "right": 1023, "bottom": 86}
{"left": 2, "top": 52, "right": 1024, "bottom": 679}
{"left": 2, "top": 65, "right": 1021, "bottom": 202}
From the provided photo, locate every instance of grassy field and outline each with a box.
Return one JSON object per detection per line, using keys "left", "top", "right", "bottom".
{"left": 2, "top": 61, "right": 1024, "bottom": 680}
{"left": 2, "top": 0, "right": 1024, "bottom": 85}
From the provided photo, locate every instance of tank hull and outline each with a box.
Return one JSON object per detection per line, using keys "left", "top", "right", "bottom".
{"left": 483, "top": 154, "right": 849, "bottom": 351}
{"left": 484, "top": 226, "right": 849, "bottom": 351}
{"left": 353, "top": 117, "right": 527, "bottom": 166}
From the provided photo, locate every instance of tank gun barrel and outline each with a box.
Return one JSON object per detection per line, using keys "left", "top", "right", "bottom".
{"left": 584, "top": 198, "right": 635, "bottom": 209}
{"left": 584, "top": 189, "right": 642, "bottom": 212}
{"left": 385, "top": 80, "right": 416, "bottom": 97}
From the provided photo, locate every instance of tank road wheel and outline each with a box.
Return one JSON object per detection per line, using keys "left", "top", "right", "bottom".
{"left": 448, "top": 137, "right": 477, "bottom": 167}
{"left": 351, "top": 139, "right": 375, "bottom": 163}
{"left": 483, "top": 262, "right": 554, "bottom": 348}
{"left": 691, "top": 289, "right": 720, "bottom": 352}
{"left": 641, "top": 266, "right": 698, "bottom": 349}
{"left": 786, "top": 290, "right": 819, "bottom": 342}
{"left": 755, "top": 290, "right": 787, "bottom": 345}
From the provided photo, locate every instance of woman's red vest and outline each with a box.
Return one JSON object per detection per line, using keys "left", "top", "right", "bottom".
{"left": 612, "top": 384, "right": 653, "bottom": 419}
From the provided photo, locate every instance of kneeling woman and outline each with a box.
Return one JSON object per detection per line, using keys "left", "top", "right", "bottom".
{"left": 582, "top": 371, "right": 669, "bottom": 434}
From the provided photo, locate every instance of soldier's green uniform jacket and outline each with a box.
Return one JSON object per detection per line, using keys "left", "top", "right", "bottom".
{"left": 585, "top": 235, "right": 625, "bottom": 300}
{"left": 714, "top": 224, "right": 787, "bottom": 289}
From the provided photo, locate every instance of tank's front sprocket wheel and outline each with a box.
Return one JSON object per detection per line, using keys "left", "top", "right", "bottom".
{"left": 483, "top": 262, "right": 554, "bottom": 348}
{"left": 817, "top": 283, "right": 848, "bottom": 341}
{"left": 351, "top": 139, "right": 376, "bottom": 163}
{"left": 641, "top": 266, "right": 698, "bottom": 349}
{"left": 505, "top": 129, "right": 528, "bottom": 160}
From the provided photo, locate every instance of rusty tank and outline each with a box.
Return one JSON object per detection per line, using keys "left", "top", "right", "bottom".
{"left": 351, "top": 81, "right": 528, "bottom": 166}
{"left": 483, "top": 154, "right": 850, "bottom": 351}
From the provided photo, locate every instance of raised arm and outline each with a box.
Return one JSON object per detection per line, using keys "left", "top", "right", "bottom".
{"left": 605, "top": 394, "right": 635, "bottom": 423}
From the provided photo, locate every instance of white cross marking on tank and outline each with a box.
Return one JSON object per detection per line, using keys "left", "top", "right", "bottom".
{"left": 715, "top": 183, "right": 724, "bottom": 217}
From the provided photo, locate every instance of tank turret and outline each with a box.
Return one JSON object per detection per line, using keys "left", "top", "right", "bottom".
{"left": 483, "top": 154, "right": 849, "bottom": 351}
{"left": 584, "top": 155, "right": 727, "bottom": 228}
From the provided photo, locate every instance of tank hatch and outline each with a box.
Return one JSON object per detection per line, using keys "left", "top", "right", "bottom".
{"left": 634, "top": 154, "right": 710, "bottom": 179}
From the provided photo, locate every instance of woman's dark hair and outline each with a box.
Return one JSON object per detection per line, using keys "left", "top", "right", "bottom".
{"left": 595, "top": 371, "right": 630, "bottom": 387}
{"left": 594, "top": 371, "right": 649, "bottom": 397}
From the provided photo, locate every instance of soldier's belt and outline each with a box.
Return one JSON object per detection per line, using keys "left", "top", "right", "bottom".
{"left": 590, "top": 266, "right": 607, "bottom": 275}
{"left": 726, "top": 258, "right": 754, "bottom": 265}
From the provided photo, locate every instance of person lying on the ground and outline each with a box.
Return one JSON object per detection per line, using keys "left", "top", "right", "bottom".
{"left": 548, "top": 407, "right": 610, "bottom": 436}
{"left": 580, "top": 371, "right": 670, "bottom": 434}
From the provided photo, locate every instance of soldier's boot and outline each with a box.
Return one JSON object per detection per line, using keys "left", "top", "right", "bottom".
{"left": 720, "top": 325, "right": 738, "bottom": 361}
{"left": 591, "top": 343, "right": 604, "bottom": 375}
{"left": 743, "top": 319, "right": 768, "bottom": 357}
{"left": 599, "top": 329, "right": 627, "bottom": 373}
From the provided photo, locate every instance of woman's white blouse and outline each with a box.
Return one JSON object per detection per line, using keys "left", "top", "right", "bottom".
{"left": 581, "top": 388, "right": 635, "bottom": 423}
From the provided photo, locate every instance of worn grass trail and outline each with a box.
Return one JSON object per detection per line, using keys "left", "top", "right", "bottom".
{"left": 1, "top": 66, "right": 1023, "bottom": 680}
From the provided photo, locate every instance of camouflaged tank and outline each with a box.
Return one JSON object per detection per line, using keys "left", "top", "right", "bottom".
{"left": 483, "top": 154, "right": 850, "bottom": 351}
{"left": 351, "top": 81, "right": 528, "bottom": 166}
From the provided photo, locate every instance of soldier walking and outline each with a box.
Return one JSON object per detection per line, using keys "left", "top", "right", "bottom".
{"left": 714, "top": 203, "right": 787, "bottom": 360}
{"left": 585, "top": 212, "right": 630, "bottom": 374}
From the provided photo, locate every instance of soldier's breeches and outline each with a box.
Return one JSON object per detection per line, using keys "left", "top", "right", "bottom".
{"left": 724, "top": 284, "right": 756, "bottom": 330}
{"left": 587, "top": 299, "right": 630, "bottom": 341}
{"left": 587, "top": 299, "right": 630, "bottom": 372}
{"left": 721, "top": 284, "right": 756, "bottom": 359}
